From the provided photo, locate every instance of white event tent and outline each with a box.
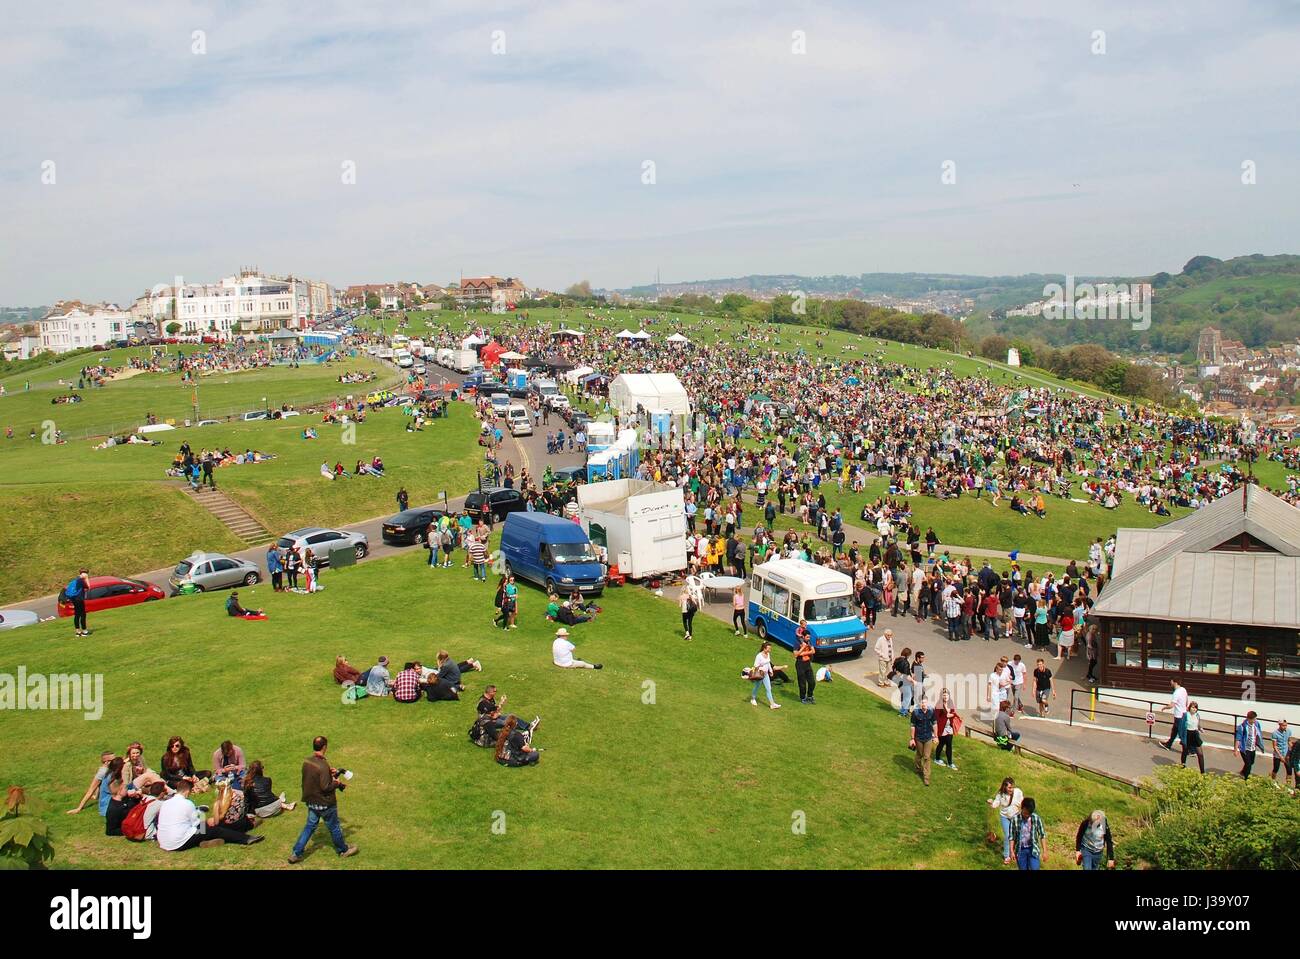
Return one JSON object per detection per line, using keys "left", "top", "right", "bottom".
{"left": 608, "top": 373, "right": 690, "bottom": 417}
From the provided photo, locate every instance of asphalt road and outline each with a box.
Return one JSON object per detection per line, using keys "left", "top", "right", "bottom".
{"left": 5, "top": 362, "right": 585, "bottom": 623}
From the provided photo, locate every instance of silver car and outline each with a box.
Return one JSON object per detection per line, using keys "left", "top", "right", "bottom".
{"left": 0, "top": 609, "right": 39, "bottom": 631}
{"left": 170, "top": 551, "right": 262, "bottom": 593}
{"left": 276, "top": 527, "right": 369, "bottom": 566}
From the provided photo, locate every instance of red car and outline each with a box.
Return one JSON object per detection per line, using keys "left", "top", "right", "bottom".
{"left": 57, "top": 576, "right": 165, "bottom": 617}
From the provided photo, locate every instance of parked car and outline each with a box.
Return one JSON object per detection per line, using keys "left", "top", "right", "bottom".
{"left": 168, "top": 551, "right": 262, "bottom": 594}
{"left": 463, "top": 486, "right": 528, "bottom": 523}
{"left": 0, "top": 609, "right": 39, "bottom": 631}
{"left": 195, "top": 419, "right": 220, "bottom": 427}
{"left": 381, "top": 508, "right": 447, "bottom": 545}
{"left": 276, "top": 527, "right": 369, "bottom": 565}
{"left": 546, "top": 394, "right": 571, "bottom": 411}
{"left": 551, "top": 464, "right": 588, "bottom": 487}
{"left": 510, "top": 419, "right": 533, "bottom": 437}
{"left": 242, "top": 410, "right": 270, "bottom": 421}
{"left": 56, "top": 576, "right": 165, "bottom": 617}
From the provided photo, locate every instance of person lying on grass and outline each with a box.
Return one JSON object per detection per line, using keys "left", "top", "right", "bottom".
{"left": 225, "top": 591, "right": 265, "bottom": 619}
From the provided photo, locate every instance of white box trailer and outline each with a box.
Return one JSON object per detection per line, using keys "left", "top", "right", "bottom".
{"left": 452, "top": 349, "right": 478, "bottom": 372}
{"left": 577, "top": 478, "right": 687, "bottom": 580}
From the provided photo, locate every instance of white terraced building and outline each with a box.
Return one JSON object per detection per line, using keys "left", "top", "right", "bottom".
{"left": 132, "top": 270, "right": 335, "bottom": 337}
{"left": 38, "top": 304, "right": 131, "bottom": 353}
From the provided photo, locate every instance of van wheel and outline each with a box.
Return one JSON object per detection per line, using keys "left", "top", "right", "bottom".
{"left": 756, "top": 621, "right": 767, "bottom": 641}
{"left": 504, "top": 562, "right": 513, "bottom": 578}
{"left": 545, "top": 578, "right": 556, "bottom": 594}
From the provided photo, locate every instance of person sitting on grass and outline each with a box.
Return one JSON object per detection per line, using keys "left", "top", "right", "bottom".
{"left": 552, "top": 628, "right": 602, "bottom": 670}
{"left": 364, "top": 655, "right": 394, "bottom": 697}
{"left": 225, "top": 591, "right": 264, "bottom": 619}
{"left": 470, "top": 685, "right": 532, "bottom": 747}
{"left": 160, "top": 736, "right": 210, "bottom": 789}
{"left": 333, "top": 655, "right": 362, "bottom": 686}
{"left": 320, "top": 460, "right": 333, "bottom": 479}
{"left": 242, "top": 760, "right": 296, "bottom": 818}
{"left": 994, "top": 700, "right": 1022, "bottom": 749}
{"left": 393, "top": 662, "right": 423, "bottom": 703}
{"left": 210, "top": 740, "right": 246, "bottom": 787}
{"left": 434, "top": 649, "right": 482, "bottom": 694}
{"left": 155, "top": 778, "right": 264, "bottom": 851}
{"left": 333, "top": 461, "right": 350, "bottom": 479}
{"left": 495, "top": 716, "right": 541, "bottom": 767}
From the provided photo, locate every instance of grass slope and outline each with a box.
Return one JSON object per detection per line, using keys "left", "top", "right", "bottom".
{"left": 0, "top": 404, "right": 485, "bottom": 605}
{"left": 1, "top": 550, "right": 1146, "bottom": 869}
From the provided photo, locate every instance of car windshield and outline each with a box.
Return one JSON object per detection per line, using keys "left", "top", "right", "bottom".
{"left": 550, "top": 542, "right": 597, "bottom": 564}
{"left": 805, "top": 596, "right": 852, "bottom": 621}
{"left": 174, "top": 561, "right": 193, "bottom": 576}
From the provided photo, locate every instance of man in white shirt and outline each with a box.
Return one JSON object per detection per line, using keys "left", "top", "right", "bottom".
{"left": 1159, "top": 678, "right": 1189, "bottom": 751}
{"left": 551, "top": 628, "right": 601, "bottom": 670}
{"left": 156, "top": 779, "right": 262, "bottom": 851}
{"left": 1010, "top": 655, "right": 1027, "bottom": 714}
{"left": 987, "top": 658, "right": 1011, "bottom": 715}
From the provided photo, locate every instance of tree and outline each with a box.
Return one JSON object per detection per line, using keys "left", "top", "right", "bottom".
{"left": 165, "top": 321, "right": 181, "bottom": 335}
{"left": 720, "top": 293, "right": 752, "bottom": 313}
{"left": 565, "top": 280, "right": 592, "bottom": 298}
{"left": 980, "top": 334, "right": 1011, "bottom": 360}
{"left": 364, "top": 293, "right": 380, "bottom": 311}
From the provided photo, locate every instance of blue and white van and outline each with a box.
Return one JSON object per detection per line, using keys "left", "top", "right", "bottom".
{"left": 748, "top": 558, "right": 867, "bottom": 657}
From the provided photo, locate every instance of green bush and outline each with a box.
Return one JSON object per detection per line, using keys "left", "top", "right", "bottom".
{"left": 1128, "top": 766, "right": 1300, "bottom": 869}
{"left": 0, "top": 787, "right": 55, "bottom": 869}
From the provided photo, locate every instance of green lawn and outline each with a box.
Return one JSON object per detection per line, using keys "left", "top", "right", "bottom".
{"left": 0, "top": 403, "right": 485, "bottom": 605}
{"left": 0, "top": 346, "right": 395, "bottom": 440}
{"left": 2, "top": 548, "right": 1146, "bottom": 869}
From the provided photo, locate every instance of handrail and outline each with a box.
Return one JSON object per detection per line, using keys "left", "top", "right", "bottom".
{"left": 1068, "top": 687, "right": 1283, "bottom": 749}
{"left": 960, "top": 718, "right": 1144, "bottom": 795}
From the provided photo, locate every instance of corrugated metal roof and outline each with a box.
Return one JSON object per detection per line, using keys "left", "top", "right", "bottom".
{"left": 1094, "top": 486, "right": 1300, "bottom": 628}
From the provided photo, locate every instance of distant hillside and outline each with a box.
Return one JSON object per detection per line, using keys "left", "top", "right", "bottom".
{"left": 973, "top": 255, "right": 1300, "bottom": 356}
{"left": 619, "top": 272, "right": 1058, "bottom": 304}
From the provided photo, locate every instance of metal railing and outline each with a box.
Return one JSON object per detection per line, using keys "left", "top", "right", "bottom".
{"left": 1068, "top": 687, "right": 1283, "bottom": 751}
{"left": 959, "top": 717, "right": 1145, "bottom": 795}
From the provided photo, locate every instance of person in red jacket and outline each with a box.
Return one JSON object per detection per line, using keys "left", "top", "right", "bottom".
{"left": 933, "top": 687, "right": 961, "bottom": 772}
{"left": 981, "top": 589, "right": 1001, "bottom": 641}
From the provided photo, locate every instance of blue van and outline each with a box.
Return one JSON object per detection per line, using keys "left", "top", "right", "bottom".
{"left": 748, "top": 558, "right": 867, "bottom": 658}
{"left": 500, "top": 513, "right": 606, "bottom": 595}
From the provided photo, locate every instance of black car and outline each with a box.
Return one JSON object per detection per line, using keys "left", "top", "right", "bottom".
{"left": 464, "top": 486, "right": 527, "bottom": 523}
{"left": 381, "top": 507, "right": 447, "bottom": 545}
{"left": 551, "top": 465, "right": 587, "bottom": 487}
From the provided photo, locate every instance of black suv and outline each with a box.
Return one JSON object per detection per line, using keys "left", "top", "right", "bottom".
{"left": 464, "top": 486, "right": 527, "bottom": 523}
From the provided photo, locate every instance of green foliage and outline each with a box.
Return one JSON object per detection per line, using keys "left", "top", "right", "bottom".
{"left": 0, "top": 787, "right": 55, "bottom": 869}
{"left": 1128, "top": 766, "right": 1300, "bottom": 870}
{"left": 164, "top": 321, "right": 181, "bottom": 335}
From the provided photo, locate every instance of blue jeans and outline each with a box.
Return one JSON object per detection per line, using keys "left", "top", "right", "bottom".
{"left": 1081, "top": 848, "right": 1104, "bottom": 870}
{"left": 473, "top": 562, "right": 487, "bottom": 581}
{"left": 1000, "top": 816, "right": 1015, "bottom": 859}
{"left": 898, "top": 679, "right": 913, "bottom": 715}
{"left": 751, "top": 674, "right": 773, "bottom": 705}
{"left": 1016, "top": 847, "right": 1040, "bottom": 870}
{"left": 292, "top": 804, "right": 348, "bottom": 857}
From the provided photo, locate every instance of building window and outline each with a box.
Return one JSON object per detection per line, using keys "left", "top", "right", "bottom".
{"left": 1108, "top": 621, "right": 1142, "bottom": 669}
{"left": 1264, "top": 632, "right": 1300, "bottom": 680}
{"left": 1145, "top": 622, "right": 1180, "bottom": 671}
{"left": 1223, "top": 634, "right": 1261, "bottom": 678}
{"left": 1183, "top": 623, "right": 1222, "bottom": 676}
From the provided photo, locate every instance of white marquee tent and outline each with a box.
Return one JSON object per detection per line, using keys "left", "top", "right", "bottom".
{"left": 608, "top": 373, "right": 690, "bottom": 416}
{"left": 665, "top": 332, "right": 690, "bottom": 345}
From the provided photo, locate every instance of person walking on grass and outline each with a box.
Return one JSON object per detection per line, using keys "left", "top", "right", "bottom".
{"left": 65, "top": 567, "right": 91, "bottom": 637}
{"left": 749, "top": 641, "right": 782, "bottom": 710}
{"left": 1180, "top": 701, "right": 1206, "bottom": 773}
{"left": 988, "top": 777, "right": 1023, "bottom": 866}
{"left": 1075, "top": 810, "right": 1115, "bottom": 870}
{"left": 289, "top": 735, "right": 357, "bottom": 863}
{"left": 934, "top": 688, "right": 960, "bottom": 772}
{"left": 1014, "top": 797, "right": 1047, "bottom": 871}
{"left": 909, "top": 694, "right": 936, "bottom": 786}
{"left": 1157, "top": 678, "right": 1188, "bottom": 752}
{"left": 794, "top": 623, "right": 816, "bottom": 704}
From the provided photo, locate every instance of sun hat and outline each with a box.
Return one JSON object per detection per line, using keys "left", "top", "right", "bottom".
{"left": 555, "top": 628, "right": 570, "bottom": 638}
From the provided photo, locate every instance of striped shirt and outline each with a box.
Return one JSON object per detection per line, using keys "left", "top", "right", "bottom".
{"left": 468, "top": 539, "right": 489, "bottom": 564}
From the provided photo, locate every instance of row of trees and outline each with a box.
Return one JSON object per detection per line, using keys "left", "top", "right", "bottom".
{"left": 978, "top": 335, "right": 1174, "bottom": 403}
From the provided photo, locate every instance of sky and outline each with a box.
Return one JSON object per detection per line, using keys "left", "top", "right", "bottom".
{"left": 1, "top": 0, "right": 1298, "bottom": 304}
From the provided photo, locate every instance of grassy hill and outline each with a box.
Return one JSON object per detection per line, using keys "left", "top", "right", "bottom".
{"left": 2, "top": 548, "right": 1147, "bottom": 869}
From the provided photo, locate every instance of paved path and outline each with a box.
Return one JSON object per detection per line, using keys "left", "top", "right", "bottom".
{"left": 671, "top": 582, "right": 1249, "bottom": 783}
